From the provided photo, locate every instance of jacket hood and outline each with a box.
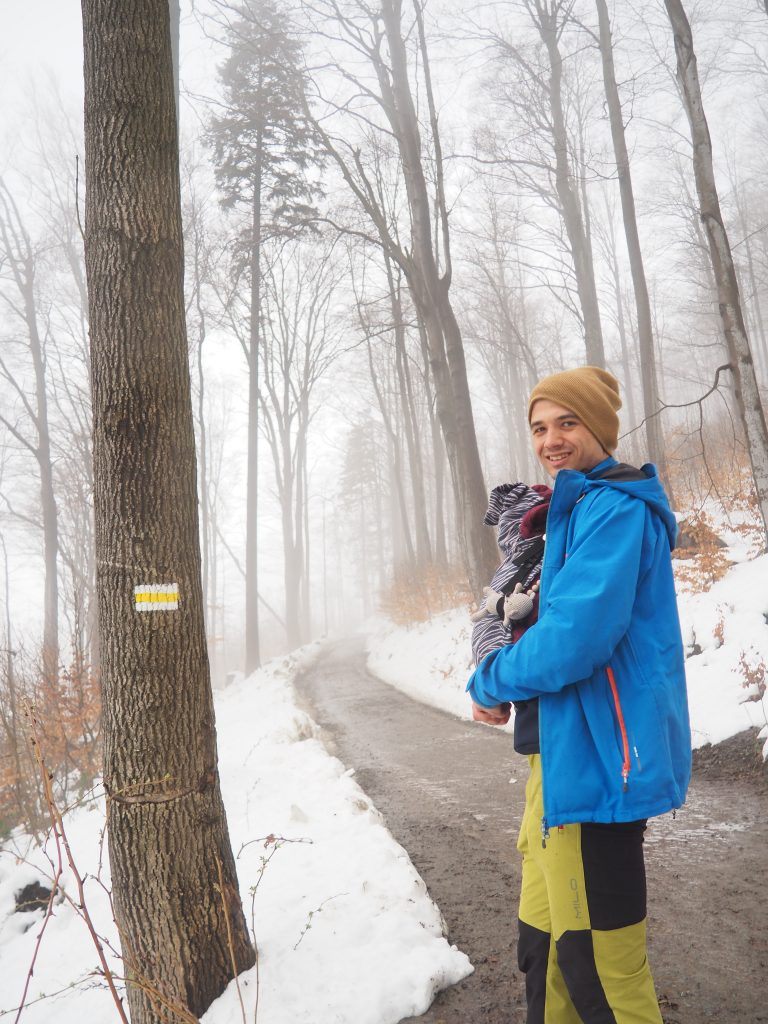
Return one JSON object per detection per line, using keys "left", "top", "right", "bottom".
{"left": 582, "top": 457, "right": 678, "bottom": 549}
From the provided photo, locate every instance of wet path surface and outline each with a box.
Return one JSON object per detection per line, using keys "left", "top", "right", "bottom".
{"left": 294, "top": 639, "right": 768, "bottom": 1024}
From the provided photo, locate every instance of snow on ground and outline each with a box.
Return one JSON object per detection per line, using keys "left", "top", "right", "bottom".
{"left": 365, "top": 608, "right": 512, "bottom": 732}
{"left": 3, "top": 510, "right": 767, "bottom": 1024}
{"left": 0, "top": 643, "right": 471, "bottom": 1024}
{"left": 677, "top": 554, "right": 768, "bottom": 750}
{"left": 365, "top": 553, "right": 768, "bottom": 757}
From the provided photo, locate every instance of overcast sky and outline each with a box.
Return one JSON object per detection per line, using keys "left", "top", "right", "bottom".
{"left": 1, "top": 0, "right": 84, "bottom": 151}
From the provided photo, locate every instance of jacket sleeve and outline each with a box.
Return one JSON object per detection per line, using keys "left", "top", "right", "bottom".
{"left": 468, "top": 490, "right": 647, "bottom": 707}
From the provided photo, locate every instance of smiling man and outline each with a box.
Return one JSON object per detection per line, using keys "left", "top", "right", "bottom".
{"left": 468, "top": 367, "right": 691, "bottom": 1024}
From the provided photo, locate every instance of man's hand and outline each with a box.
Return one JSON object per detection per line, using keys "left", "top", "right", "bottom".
{"left": 472, "top": 701, "right": 512, "bottom": 726}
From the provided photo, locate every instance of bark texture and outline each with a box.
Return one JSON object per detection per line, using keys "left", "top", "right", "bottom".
{"left": 665, "top": 0, "right": 768, "bottom": 539}
{"left": 81, "top": 2, "right": 254, "bottom": 1019}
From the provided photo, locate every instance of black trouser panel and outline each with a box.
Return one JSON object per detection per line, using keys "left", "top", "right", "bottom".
{"left": 518, "top": 919, "right": 550, "bottom": 1024}
{"left": 556, "top": 929, "right": 618, "bottom": 1023}
{"left": 580, "top": 820, "right": 647, "bottom": 930}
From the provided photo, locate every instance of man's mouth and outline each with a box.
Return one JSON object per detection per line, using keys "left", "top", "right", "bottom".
{"left": 545, "top": 451, "right": 572, "bottom": 466}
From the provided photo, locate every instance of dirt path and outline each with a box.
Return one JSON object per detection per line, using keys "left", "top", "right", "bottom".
{"left": 294, "top": 638, "right": 768, "bottom": 1024}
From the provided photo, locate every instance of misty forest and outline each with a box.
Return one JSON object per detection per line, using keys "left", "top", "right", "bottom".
{"left": 1, "top": 1, "right": 768, "bottom": 1022}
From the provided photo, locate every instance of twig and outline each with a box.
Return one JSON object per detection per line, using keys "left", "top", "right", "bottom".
{"left": 106, "top": 972, "right": 199, "bottom": 1024}
{"left": 619, "top": 363, "right": 733, "bottom": 442}
{"left": 214, "top": 853, "right": 248, "bottom": 1024}
{"left": 1, "top": 972, "right": 101, "bottom": 1018}
{"left": 293, "top": 893, "right": 348, "bottom": 951}
{"left": 237, "top": 833, "right": 312, "bottom": 859}
{"left": 21, "top": 700, "right": 130, "bottom": 1024}
{"left": 11, "top": 861, "right": 60, "bottom": 1024}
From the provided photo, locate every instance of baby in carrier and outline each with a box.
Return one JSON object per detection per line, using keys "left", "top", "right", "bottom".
{"left": 470, "top": 481, "right": 551, "bottom": 748}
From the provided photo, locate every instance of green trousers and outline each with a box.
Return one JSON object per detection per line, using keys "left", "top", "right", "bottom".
{"left": 517, "top": 756, "right": 663, "bottom": 1024}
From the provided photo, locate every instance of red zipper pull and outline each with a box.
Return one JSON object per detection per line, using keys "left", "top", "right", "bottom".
{"left": 607, "top": 666, "right": 632, "bottom": 791}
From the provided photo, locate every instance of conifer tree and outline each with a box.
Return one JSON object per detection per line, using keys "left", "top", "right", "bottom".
{"left": 208, "top": 0, "right": 323, "bottom": 670}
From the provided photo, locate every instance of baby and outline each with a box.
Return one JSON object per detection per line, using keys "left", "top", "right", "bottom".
{"left": 470, "top": 481, "right": 551, "bottom": 746}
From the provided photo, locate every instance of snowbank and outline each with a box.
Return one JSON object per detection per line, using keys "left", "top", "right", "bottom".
{"left": 365, "top": 554, "right": 768, "bottom": 753}
{"left": 677, "top": 553, "right": 768, "bottom": 748}
{"left": 0, "top": 642, "right": 472, "bottom": 1023}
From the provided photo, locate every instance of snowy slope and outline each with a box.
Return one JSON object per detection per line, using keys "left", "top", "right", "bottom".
{"left": 0, "top": 644, "right": 471, "bottom": 1023}
{"left": 365, "top": 554, "right": 768, "bottom": 756}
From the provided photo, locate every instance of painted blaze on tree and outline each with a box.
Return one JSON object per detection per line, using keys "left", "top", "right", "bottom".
{"left": 80, "top": 0, "right": 254, "bottom": 1019}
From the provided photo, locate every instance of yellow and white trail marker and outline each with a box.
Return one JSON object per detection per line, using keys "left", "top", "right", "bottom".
{"left": 134, "top": 583, "right": 180, "bottom": 612}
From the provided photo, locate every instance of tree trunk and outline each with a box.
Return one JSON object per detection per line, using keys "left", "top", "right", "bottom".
{"left": 535, "top": 1, "right": 605, "bottom": 366}
{"left": 377, "top": 0, "right": 497, "bottom": 592}
{"left": 245, "top": 144, "right": 263, "bottom": 673}
{"left": 387, "top": 257, "right": 432, "bottom": 566}
{"left": 417, "top": 317, "right": 448, "bottom": 564}
{"left": 191, "top": 225, "right": 212, "bottom": 633}
{"left": 366, "top": 337, "right": 416, "bottom": 567}
{"left": 596, "top": 0, "right": 668, "bottom": 487}
{"left": 664, "top": 0, "right": 768, "bottom": 538}
{"left": 169, "top": 0, "right": 180, "bottom": 122}
{"left": 81, "top": 3, "right": 255, "bottom": 1020}
{"left": 27, "top": 294, "right": 60, "bottom": 685}
{"left": 732, "top": 179, "right": 768, "bottom": 381}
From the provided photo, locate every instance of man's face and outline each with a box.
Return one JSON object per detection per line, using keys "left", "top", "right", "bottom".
{"left": 530, "top": 399, "right": 607, "bottom": 478}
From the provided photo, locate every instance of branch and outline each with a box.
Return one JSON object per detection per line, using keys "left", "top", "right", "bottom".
{"left": 213, "top": 522, "right": 286, "bottom": 627}
{"left": 619, "top": 364, "right": 733, "bottom": 441}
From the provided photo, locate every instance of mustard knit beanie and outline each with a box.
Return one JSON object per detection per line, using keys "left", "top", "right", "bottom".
{"left": 527, "top": 367, "right": 622, "bottom": 453}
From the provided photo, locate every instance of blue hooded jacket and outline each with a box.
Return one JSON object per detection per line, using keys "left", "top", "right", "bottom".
{"left": 468, "top": 456, "right": 691, "bottom": 828}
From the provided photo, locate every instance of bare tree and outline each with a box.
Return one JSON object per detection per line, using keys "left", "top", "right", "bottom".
{"left": 81, "top": 1, "right": 254, "bottom": 1019}
{"left": 665, "top": 0, "right": 768, "bottom": 537}
{"left": 305, "top": 0, "right": 498, "bottom": 592}
{"left": 479, "top": 0, "right": 606, "bottom": 366}
{"left": 0, "top": 183, "right": 60, "bottom": 686}
{"left": 462, "top": 195, "right": 542, "bottom": 480}
{"left": 593, "top": 0, "right": 667, "bottom": 481}
{"left": 260, "top": 234, "right": 345, "bottom": 647}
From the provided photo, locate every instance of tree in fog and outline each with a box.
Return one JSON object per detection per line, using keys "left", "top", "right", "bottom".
{"left": 477, "top": 0, "right": 606, "bottom": 367}
{"left": 304, "top": 0, "right": 498, "bottom": 593}
{"left": 208, "top": 0, "right": 323, "bottom": 670}
{"left": 338, "top": 416, "right": 389, "bottom": 615}
{"left": 260, "top": 234, "right": 345, "bottom": 648}
{"left": 81, "top": 0, "right": 254, "bottom": 1018}
{"left": 665, "top": 0, "right": 768, "bottom": 538}
{"left": 0, "top": 183, "right": 60, "bottom": 686}
{"left": 462, "top": 194, "right": 547, "bottom": 482}
{"left": 593, "top": 0, "right": 667, "bottom": 481}
{"left": 348, "top": 227, "right": 437, "bottom": 572}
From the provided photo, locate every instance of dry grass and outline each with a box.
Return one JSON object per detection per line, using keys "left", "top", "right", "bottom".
{"left": 0, "top": 656, "right": 101, "bottom": 837}
{"left": 667, "top": 430, "right": 765, "bottom": 593}
{"left": 379, "top": 562, "right": 473, "bottom": 625}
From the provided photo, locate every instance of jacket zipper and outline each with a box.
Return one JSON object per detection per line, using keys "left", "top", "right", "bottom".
{"left": 606, "top": 666, "right": 631, "bottom": 791}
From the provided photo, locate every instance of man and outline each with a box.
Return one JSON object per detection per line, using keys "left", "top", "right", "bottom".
{"left": 468, "top": 366, "right": 691, "bottom": 1024}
